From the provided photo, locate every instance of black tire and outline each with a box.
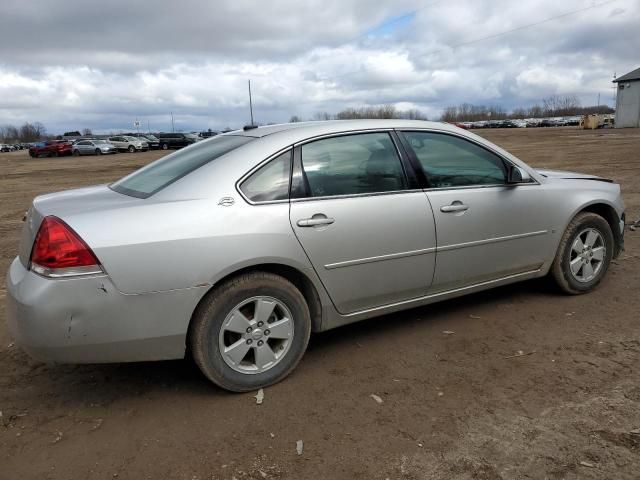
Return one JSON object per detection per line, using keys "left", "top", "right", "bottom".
{"left": 128, "top": 145, "right": 135, "bottom": 153}
{"left": 190, "top": 272, "right": 311, "bottom": 392}
{"left": 161, "top": 143, "right": 168, "bottom": 150}
{"left": 551, "top": 212, "right": 614, "bottom": 294}
{"left": 72, "top": 150, "right": 80, "bottom": 157}
{"left": 95, "top": 149, "right": 102, "bottom": 155}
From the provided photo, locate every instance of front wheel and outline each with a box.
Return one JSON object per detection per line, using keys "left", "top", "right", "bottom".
{"left": 190, "top": 272, "right": 311, "bottom": 392}
{"left": 128, "top": 145, "right": 135, "bottom": 153}
{"left": 95, "top": 149, "right": 102, "bottom": 155}
{"left": 551, "top": 212, "right": 614, "bottom": 294}
{"left": 161, "top": 143, "right": 168, "bottom": 150}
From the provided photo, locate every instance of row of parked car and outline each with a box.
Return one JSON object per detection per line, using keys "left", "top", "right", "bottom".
{"left": 452, "top": 115, "right": 614, "bottom": 129}
{"left": 22, "top": 132, "right": 204, "bottom": 158}
{"left": 0, "top": 143, "right": 32, "bottom": 152}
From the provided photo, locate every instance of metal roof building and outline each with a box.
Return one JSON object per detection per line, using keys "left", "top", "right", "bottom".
{"left": 613, "top": 67, "right": 640, "bottom": 128}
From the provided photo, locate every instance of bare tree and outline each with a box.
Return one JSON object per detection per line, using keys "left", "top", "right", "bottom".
{"left": 289, "top": 115, "right": 302, "bottom": 123}
{"left": 82, "top": 128, "right": 93, "bottom": 136}
{"left": 313, "top": 112, "right": 333, "bottom": 121}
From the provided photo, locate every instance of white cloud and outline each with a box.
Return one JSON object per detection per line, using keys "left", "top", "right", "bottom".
{"left": 0, "top": 0, "right": 637, "bottom": 132}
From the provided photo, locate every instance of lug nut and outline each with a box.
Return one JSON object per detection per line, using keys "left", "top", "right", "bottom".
{"left": 257, "top": 321, "right": 264, "bottom": 327}
{"left": 257, "top": 340, "right": 264, "bottom": 346}
{"left": 264, "top": 329, "right": 270, "bottom": 336}
{"left": 246, "top": 327, "right": 252, "bottom": 333}
{"left": 246, "top": 339, "right": 253, "bottom": 345}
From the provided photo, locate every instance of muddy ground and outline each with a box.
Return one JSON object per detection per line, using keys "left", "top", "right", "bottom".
{"left": 1, "top": 127, "right": 639, "bottom": 479}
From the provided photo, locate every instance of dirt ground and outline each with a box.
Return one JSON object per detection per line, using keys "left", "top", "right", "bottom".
{"left": 1, "top": 127, "right": 639, "bottom": 480}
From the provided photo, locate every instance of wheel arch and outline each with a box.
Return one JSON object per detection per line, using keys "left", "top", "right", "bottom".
{"left": 186, "top": 262, "right": 324, "bottom": 354}
{"left": 563, "top": 201, "right": 623, "bottom": 258}
{"left": 576, "top": 201, "right": 624, "bottom": 258}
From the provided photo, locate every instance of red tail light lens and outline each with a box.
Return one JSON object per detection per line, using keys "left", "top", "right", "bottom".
{"left": 30, "top": 216, "right": 102, "bottom": 277}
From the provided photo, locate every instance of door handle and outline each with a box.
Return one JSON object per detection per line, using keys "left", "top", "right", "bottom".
{"left": 297, "top": 216, "right": 335, "bottom": 227}
{"left": 440, "top": 203, "right": 469, "bottom": 213}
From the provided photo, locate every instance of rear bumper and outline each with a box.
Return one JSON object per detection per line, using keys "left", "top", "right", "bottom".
{"left": 5, "top": 257, "right": 203, "bottom": 364}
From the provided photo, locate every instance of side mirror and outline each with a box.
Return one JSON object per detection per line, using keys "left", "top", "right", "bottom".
{"left": 507, "top": 165, "right": 531, "bottom": 184}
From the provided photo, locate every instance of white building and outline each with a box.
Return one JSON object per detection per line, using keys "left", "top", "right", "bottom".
{"left": 614, "top": 67, "right": 640, "bottom": 128}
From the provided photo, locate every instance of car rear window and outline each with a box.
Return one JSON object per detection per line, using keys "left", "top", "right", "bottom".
{"left": 110, "top": 135, "right": 254, "bottom": 198}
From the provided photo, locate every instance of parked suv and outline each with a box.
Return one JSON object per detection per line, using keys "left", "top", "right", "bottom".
{"left": 28, "top": 141, "right": 73, "bottom": 158}
{"left": 157, "top": 132, "right": 198, "bottom": 150}
{"left": 108, "top": 136, "right": 148, "bottom": 153}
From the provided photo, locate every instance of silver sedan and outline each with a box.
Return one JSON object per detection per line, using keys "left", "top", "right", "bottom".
{"left": 72, "top": 139, "right": 118, "bottom": 156}
{"left": 6, "top": 120, "right": 625, "bottom": 391}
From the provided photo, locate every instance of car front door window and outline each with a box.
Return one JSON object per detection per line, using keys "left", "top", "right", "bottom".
{"left": 402, "top": 131, "right": 507, "bottom": 188}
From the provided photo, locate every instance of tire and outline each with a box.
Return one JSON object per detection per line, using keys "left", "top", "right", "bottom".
{"left": 72, "top": 150, "right": 80, "bottom": 157}
{"left": 190, "top": 272, "right": 311, "bottom": 392}
{"left": 95, "top": 149, "right": 102, "bottom": 155}
{"left": 551, "top": 212, "right": 614, "bottom": 294}
{"left": 161, "top": 143, "right": 168, "bottom": 150}
{"left": 128, "top": 145, "right": 135, "bottom": 153}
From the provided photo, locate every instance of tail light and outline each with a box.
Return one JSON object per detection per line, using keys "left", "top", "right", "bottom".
{"left": 30, "top": 216, "right": 104, "bottom": 278}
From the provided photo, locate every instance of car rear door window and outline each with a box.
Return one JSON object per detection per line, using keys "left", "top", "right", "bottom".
{"left": 240, "top": 150, "right": 291, "bottom": 202}
{"left": 402, "top": 132, "right": 507, "bottom": 188}
{"left": 300, "top": 132, "right": 406, "bottom": 197}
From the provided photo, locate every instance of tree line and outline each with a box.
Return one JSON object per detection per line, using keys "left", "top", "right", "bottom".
{"left": 290, "top": 105, "right": 428, "bottom": 123}
{"left": 0, "top": 122, "right": 48, "bottom": 143}
{"left": 441, "top": 95, "right": 614, "bottom": 122}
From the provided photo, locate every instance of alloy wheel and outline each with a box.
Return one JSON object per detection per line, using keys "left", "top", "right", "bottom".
{"left": 569, "top": 228, "right": 605, "bottom": 283}
{"left": 218, "top": 296, "right": 294, "bottom": 374}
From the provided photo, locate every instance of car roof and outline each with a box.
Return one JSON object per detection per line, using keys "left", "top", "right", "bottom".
{"left": 226, "top": 119, "right": 460, "bottom": 141}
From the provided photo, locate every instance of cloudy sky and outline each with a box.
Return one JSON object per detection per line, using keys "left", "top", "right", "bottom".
{"left": 0, "top": 0, "right": 638, "bottom": 133}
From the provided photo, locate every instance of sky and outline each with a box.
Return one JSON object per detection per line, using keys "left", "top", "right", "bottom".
{"left": 0, "top": 0, "right": 638, "bottom": 134}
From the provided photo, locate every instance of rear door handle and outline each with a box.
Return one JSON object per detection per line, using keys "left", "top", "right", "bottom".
{"left": 297, "top": 217, "right": 335, "bottom": 227}
{"left": 440, "top": 203, "right": 469, "bottom": 213}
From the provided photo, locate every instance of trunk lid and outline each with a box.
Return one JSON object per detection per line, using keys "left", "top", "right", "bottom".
{"left": 18, "top": 185, "right": 140, "bottom": 267}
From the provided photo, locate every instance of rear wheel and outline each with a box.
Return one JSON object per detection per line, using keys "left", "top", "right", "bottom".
{"left": 551, "top": 212, "right": 614, "bottom": 294}
{"left": 72, "top": 150, "right": 80, "bottom": 156}
{"left": 190, "top": 272, "right": 311, "bottom": 392}
{"left": 161, "top": 143, "right": 168, "bottom": 150}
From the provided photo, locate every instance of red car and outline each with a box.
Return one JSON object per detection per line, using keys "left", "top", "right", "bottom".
{"left": 29, "top": 141, "right": 73, "bottom": 158}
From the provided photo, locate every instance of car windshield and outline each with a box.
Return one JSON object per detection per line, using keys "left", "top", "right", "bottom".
{"left": 185, "top": 133, "right": 198, "bottom": 140}
{"left": 110, "top": 135, "right": 254, "bottom": 198}
{"left": 94, "top": 140, "right": 108, "bottom": 144}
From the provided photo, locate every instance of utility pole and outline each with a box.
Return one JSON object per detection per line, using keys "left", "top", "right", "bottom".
{"left": 147, "top": 120, "right": 150, "bottom": 133}
{"left": 597, "top": 93, "right": 600, "bottom": 108}
{"left": 248, "top": 79, "right": 254, "bottom": 126}
{"left": 171, "top": 112, "right": 175, "bottom": 133}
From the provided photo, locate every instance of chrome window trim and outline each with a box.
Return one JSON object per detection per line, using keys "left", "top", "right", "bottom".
{"left": 292, "top": 128, "right": 395, "bottom": 147}
{"left": 289, "top": 188, "right": 425, "bottom": 203}
{"left": 423, "top": 182, "right": 540, "bottom": 192}
{"left": 397, "top": 129, "right": 541, "bottom": 189}
{"left": 236, "top": 147, "right": 294, "bottom": 206}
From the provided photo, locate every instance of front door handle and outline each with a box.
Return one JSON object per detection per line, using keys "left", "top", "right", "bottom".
{"left": 297, "top": 216, "right": 335, "bottom": 227}
{"left": 440, "top": 203, "right": 469, "bottom": 213}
